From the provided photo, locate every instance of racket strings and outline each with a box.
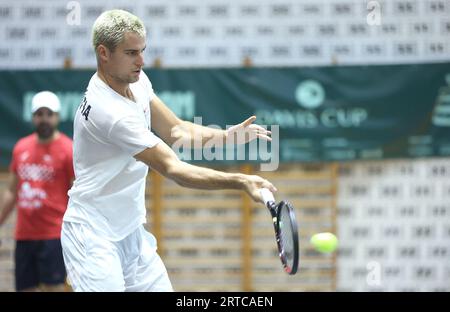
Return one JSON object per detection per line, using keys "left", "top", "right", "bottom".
{"left": 278, "top": 204, "right": 295, "bottom": 268}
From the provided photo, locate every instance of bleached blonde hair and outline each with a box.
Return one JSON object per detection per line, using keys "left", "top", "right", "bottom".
{"left": 92, "top": 9, "right": 146, "bottom": 53}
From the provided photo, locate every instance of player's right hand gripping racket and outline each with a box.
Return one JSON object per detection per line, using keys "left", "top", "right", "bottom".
{"left": 260, "top": 188, "right": 299, "bottom": 275}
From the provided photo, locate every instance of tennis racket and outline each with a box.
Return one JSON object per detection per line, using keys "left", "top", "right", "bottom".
{"left": 260, "top": 188, "right": 299, "bottom": 275}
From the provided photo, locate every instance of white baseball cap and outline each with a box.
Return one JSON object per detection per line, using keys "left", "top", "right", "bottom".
{"left": 31, "top": 91, "right": 61, "bottom": 114}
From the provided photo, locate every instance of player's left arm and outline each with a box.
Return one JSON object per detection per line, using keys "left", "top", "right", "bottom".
{"left": 150, "top": 95, "right": 271, "bottom": 146}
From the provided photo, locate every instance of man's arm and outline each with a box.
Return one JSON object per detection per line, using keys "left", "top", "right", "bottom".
{"left": 150, "top": 96, "right": 271, "bottom": 146}
{"left": 134, "top": 141, "right": 276, "bottom": 203}
{"left": 0, "top": 173, "right": 18, "bottom": 226}
{"left": 151, "top": 95, "right": 224, "bottom": 146}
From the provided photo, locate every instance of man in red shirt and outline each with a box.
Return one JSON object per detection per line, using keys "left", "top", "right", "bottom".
{"left": 0, "top": 91, "right": 74, "bottom": 291}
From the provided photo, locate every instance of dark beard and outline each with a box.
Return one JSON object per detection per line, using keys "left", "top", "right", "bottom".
{"left": 36, "top": 123, "right": 55, "bottom": 140}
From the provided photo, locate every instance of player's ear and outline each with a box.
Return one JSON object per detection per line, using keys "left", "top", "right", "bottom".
{"left": 96, "top": 45, "right": 109, "bottom": 62}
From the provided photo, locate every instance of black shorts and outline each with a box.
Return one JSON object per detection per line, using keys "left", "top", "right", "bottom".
{"left": 15, "top": 239, "right": 66, "bottom": 291}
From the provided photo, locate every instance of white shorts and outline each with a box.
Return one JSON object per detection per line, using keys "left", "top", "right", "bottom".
{"left": 61, "top": 221, "right": 173, "bottom": 292}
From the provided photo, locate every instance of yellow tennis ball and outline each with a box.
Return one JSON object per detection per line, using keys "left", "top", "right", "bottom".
{"left": 310, "top": 232, "right": 338, "bottom": 253}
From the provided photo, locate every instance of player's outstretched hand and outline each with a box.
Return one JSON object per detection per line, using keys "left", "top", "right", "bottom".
{"left": 226, "top": 116, "right": 272, "bottom": 144}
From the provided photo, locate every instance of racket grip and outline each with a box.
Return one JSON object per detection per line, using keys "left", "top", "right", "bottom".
{"left": 260, "top": 188, "right": 275, "bottom": 205}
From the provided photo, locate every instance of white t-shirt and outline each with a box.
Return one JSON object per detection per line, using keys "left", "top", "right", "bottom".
{"left": 64, "top": 71, "right": 161, "bottom": 241}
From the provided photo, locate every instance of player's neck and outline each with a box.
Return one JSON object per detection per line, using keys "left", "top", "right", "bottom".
{"left": 97, "top": 68, "right": 132, "bottom": 100}
{"left": 37, "top": 130, "right": 60, "bottom": 145}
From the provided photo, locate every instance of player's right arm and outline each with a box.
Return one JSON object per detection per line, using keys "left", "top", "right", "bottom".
{"left": 0, "top": 172, "right": 18, "bottom": 226}
{"left": 134, "top": 142, "right": 276, "bottom": 203}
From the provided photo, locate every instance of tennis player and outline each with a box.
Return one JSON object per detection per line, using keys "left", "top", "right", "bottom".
{"left": 61, "top": 9, "right": 276, "bottom": 292}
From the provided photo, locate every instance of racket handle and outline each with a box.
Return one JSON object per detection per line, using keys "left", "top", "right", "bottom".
{"left": 260, "top": 188, "right": 275, "bottom": 205}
